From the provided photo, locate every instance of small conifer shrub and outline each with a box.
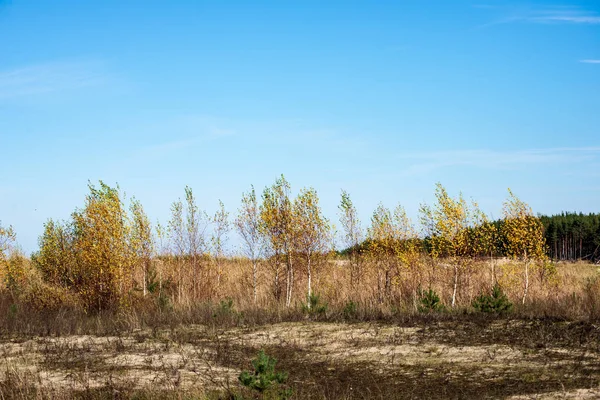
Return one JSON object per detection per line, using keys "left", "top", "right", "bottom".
{"left": 417, "top": 288, "right": 444, "bottom": 312}
{"left": 238, "top": 350, "right": 291, "bottom": 399}
{"left": 472, "top": 284, "right": 513, "bottom": 313}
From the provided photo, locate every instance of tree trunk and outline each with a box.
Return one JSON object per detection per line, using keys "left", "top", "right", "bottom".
{"left": 159, "top": 263, "right": 162, "bottom": 297}
{"left": 353, "top": 253, "right": 362, "bottom": 288}
{"left": 274, "top": 261, "right": 281, "bottom": 301}
{"left": 385, "top": 268, "right": 391, "bottom": 298}
{"left": 192, "top": 255, "right": 197, "bottom": 301}
{"left": 491, "top": 258, "right": 495, "bottom": 287}
{"left": 143, "top": 261, "right": 147, "bottom": 297}
{"left": 216, "top": 255, "right": 224, "bottom": 295}
{"left": 288, "top": 265, "right": 294, "bottom": 307}
{"left": 286, "top": 252, "right": 294, "bottom": 307}
{"left": 377, "top": 270, "right": 383, "bottom": 303}
{"left": 350, "top": 255, "right": 356, "bottom": 288}
{"left": 306, "top": 252, "right": 312, "bottom": 309}
{"left": 522, "top": 261, "right": 529, "bottom": 305}
{"left": 252, "top": 260, "right": 258, "bottom": 305}
{"left": 178, "top": 259, "right": 182, "bottom": 304}
{"left": 451, "top": 263, "right": 458, "bottom": 308}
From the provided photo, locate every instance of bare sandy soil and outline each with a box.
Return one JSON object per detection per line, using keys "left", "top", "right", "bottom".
{"left": 1, "top": 319, "right": 599, "bottom": 399}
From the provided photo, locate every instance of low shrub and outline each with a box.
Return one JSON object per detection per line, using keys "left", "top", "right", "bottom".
{"left": 20, "top": 281, "right": 82, "bottom": 313}
{"left": 417, "top": 288, "right": 444, "bottom": 313}
{"left": 343, "top": 300, "right": 358, "bottom": 319}
{"left": 238, "top": 350, "right": 292, "bottom": 399}
{"left": 472, "top": 283, "right": 513, "bottom": 314}
{"left": 301, "top": 293, "right": 327, "bottom": 317}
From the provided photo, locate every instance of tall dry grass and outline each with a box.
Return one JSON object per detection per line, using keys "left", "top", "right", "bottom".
{"left": 1, "top": 255, "right": 599, "bottom": 338}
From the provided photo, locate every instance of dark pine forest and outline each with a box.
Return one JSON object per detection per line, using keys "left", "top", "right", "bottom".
{"left": 540, "top": 212, "right": 600, "bottom": 262}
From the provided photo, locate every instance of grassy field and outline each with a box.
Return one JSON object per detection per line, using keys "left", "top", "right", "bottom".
{"left": 1, "top": 261, "right": 599, "bottom": 399}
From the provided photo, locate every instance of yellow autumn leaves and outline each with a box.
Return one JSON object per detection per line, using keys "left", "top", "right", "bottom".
{"left": 2, "top": 178, "right": 551, "bottom": 313}
{"left": 258, "top": 175, "right": 332, "bottom": 307}
{"left": 34, "top": 182, "right": 150, "bottom": 311}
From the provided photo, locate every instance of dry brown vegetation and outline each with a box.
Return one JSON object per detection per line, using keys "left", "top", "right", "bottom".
{"left": 0, "top": 260, "right": 599, "bottom": 399}
{"left": 2, "top": 179, "right": 600, "bottom": 398}
{"left": 0, "top": 306, "right": 600, "bottom": 399}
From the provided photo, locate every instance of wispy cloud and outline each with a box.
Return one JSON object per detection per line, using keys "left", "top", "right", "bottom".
{"left": 478, "top": 5, "right": 600, "bottom": 27}
{"left": 0, "top": 59, "right": 108, "bottom": 100}
{"left": 580, "top": 59, "right": 600, "bottom": 64}
{"left": 127, "top": 115, "right": 238, "bottom": 161}
{"left": 530, "top": 10, "right": 600, "bottom": 24}
{"left": 396, "top": 147, "right": 600, "bottom": 176}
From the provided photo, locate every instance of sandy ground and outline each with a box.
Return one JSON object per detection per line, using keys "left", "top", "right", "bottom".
{"left": 0, "top": 320, "right": 599, "bottom": 398}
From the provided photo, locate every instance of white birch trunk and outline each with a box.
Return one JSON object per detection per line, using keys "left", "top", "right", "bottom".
{"left": 307, "top": 251, "right": 312, "bottom": 309}
{"left": 451, "top": 264, "right": 458, "bottom": 308}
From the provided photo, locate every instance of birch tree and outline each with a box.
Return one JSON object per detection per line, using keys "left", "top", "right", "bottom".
{"left": 367, "top": 204, "right": 396, "bottom": 302}
{"left": 212, "top": 200, "right": 230, "bottom": 289}
{"left": 184, "top": 186, "right": 208, "bottom": 300}
{"left": 71, "top": 181, "right": 132, "bottom": 311}
{"left": 393, "top": 204, "right": 421, "bottom": 299}
{"left": 260, "top": 175, "right": 295, "bottom": 306}
{"left": 0, "top": 222, "right": 17, "bottom": 288}
{"left": 235, "top": 186, "right": 262, "bottom": 304}
{"left": 168, "top": 186, "right": 209, "bottom": 302}
{"left": 294, "top": 187, "right": 330, "bottom": 308}
{"left": 130, "top": 198, "right": 154, "bottom": 297}
{"left": 0, "top": 221, "right": 15, "bottom": 261}
{"left": 472, "top": 209, "right": 499, "bottom": 286}
{"left": 338, "top": 190, "right": 363, "bottom": 287}
{"left": 366, "top": 203, "right": 418, "bottom": 302}
{"left": 502, "top": 189, "right": 547, "bottom": 304}
{"left": 168, "top": 198, "right": 186, "bottom": 303}
{"left": 419, "top": 183, "right": 476, "bottom": 307}
{"left": 154, "top": 221, "right": 168, "bottom": 296}
{"left": 34, "top": 219, "right": 75, "bottom": 288}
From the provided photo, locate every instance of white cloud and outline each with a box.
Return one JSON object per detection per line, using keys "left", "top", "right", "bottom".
{"left": 479, "top": 5, "right": 600, "bottom": 27}
{"left": 0, "top": 59, "right": 108, "bottom": 100}
{"left": 580, "top": 59, "right": 600, "bottom": 64}
{"left": 396, "top": 147, "right": 600, "bottom": 176}
{"left": 531, "top": 14, "right": 600, "bottom": 24}
{"left": 127, "top": 115, "right": 239, "bottom": 162}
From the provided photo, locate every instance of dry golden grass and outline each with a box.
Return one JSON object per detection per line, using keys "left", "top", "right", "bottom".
{"left": 1, "top": 259, "right": 600, "bottom": 398}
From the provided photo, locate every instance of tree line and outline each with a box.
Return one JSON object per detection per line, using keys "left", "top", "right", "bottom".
{"left": 540, "top": 212, "right": 600, "bottom": 262}
{"left": 344, "top": 213, "right": 600, "bottom": 263}
{"left": 0, "top": 177, "right": 592, "bottom": 314}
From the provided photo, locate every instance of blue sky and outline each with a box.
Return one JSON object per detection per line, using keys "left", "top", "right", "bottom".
{"left": 1, "top": 0, "right": 599, "bottom": 253}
